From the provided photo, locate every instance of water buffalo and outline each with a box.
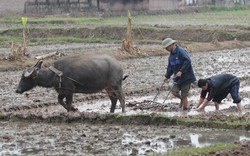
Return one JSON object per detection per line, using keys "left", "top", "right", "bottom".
{"left": 16, "top": 54, "right": 127, "bottom": 113}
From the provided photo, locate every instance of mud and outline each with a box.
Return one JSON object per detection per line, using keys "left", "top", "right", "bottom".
{"left": 0, "top": 121, "right": 249, "bottom": 156}
{"left": 0, "top": 46, "right": 250, "bottom": 155}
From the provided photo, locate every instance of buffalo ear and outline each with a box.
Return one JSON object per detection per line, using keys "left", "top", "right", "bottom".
{"left": 35, "top": 59, "right": 43, "bottom": 69}
{"left": 24, "top": 67, "right": 34, "bottom": 77}
{"left": 24, "top": 60, "right": 43, "bottom": 77}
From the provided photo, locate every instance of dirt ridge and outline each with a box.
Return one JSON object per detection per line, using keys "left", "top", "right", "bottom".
{"left": 1, "top": 111, "right": 249, "bottom": 131}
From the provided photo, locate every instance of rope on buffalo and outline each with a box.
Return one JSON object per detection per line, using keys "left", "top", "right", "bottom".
{"left": 49, "top": 65, "right": 102, "bottom": 89}
{"left": 49, "top": 66, "right": 63, "bottom": 88}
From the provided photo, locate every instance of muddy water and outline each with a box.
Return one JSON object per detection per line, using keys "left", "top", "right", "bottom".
{"left": 0, "top": 48, "right": 250, "bottom": 155}
{"left": 0, "top": 121, "right": 250, "bottom": 156}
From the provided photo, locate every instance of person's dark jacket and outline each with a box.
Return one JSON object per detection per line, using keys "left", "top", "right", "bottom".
{"left": 201, "top": 73, "right": 239, "bottom": 101}
{"left": 165, "top": 45, "right": 196, "bottom": 85}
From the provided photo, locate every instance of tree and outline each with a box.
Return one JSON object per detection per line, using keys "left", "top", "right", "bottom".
{"left": 121, "top": 10, "right": 141, "bottom": 55}
{"left": 8, "top": 17, "right": 29, "bottom": 61}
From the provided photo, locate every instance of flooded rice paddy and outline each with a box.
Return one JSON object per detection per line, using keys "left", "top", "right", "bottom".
{"left": 0, "top": 47, "right": 250, "bottom": 155}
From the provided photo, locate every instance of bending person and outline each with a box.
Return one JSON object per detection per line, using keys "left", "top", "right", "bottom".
{"left": 196, "top": 73, "right": 244, "bottom": 113}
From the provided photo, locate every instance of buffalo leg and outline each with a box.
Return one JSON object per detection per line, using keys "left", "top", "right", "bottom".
{"left": 65, "top": 93, "right": 78, "bottom": 112}
{"left": 106, "top": 85, "right": 125, "bottom": 113}
{"left": 58, "top": 94, "right": 68, "bottom": 110}
{"left": 110, "top": 94, "right": 118, "bottom": 113}
{"left": 116, "top": 86, "right": 125, "bottom": 113}
{"left": 58, "top": 94, "right": 77, "bottom": 112}
{"left": 105, "top": 87, "right": 118, "bottom": 113}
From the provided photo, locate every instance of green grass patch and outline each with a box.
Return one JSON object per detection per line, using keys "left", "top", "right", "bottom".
{"left": 29, "top": 37, "right": 121, "bottom": 45}
{"left": 0, "top": 35, "right": 121, "bottom": 47}
{"left": 178, "top": 118, "right": 249, "bottom": 129}
{"left": 1, "top": 16, "right": 103, "bottom": 24}
{"left": 209, "top": 4, "right": 250, "bottom": 12}
{"left": 1, "top": 9, "right": 250, "bottom": 26}
{"left": 1, "top": 10, "right": 250, "bottom": 48}
{"left": 159, "top": 142, "right": 239, "bottom": 156}
{"left": 0, "top": 36, "right": 23, "bottom": 48}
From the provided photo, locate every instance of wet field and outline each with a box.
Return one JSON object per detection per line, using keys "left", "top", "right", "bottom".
{"left": 0, "top": 121, "right": 250, "bottom": 155}
{"left": 0, "top": 47, "right": 250, "bottom": 155}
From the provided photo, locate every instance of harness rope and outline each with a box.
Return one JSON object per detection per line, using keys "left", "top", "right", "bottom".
{"left": 49, "top": 66, "right": 63, "bottom": 88}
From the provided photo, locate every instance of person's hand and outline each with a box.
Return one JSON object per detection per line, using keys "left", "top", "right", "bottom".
{"left": 197, "top": 108, "right": 204, "bottom": 112}
{"left": 164, "top": 78, "right": 169, "bottom": 83}
{"left": 176, "top": 71, "right": 182, "bottom": 77}
{"left": 191, "top": 106, "right": 197, "bottom": 110}
{"left": 194, "top": 105, "right": 200, "bottom": 109}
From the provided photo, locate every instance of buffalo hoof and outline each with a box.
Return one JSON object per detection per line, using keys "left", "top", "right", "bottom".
{"left": 66, "top": 107, "right": 78, "bottom": 112}
{"left": 71, "top": 107, "right": 78, "bottom": 112}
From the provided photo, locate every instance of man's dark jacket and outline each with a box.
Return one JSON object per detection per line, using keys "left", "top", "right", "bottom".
{"left": 165, "top": 45, "right": 196, "bottom": 85}
{"left": 201, "top": 73, "right": 239, "bottom": 101}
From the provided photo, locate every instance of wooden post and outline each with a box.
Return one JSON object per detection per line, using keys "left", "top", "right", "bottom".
{"left": 23, "top": 28, "right": 27, "bottom": 55}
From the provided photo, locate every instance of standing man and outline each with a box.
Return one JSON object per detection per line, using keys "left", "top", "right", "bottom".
{"left": 196, "top": 73, "right": 244, "bottom": 113}
{"left": 162, "top": 38, "right": 196, "bottom": 110}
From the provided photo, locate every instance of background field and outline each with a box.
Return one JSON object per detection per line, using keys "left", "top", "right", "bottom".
{"left": 0, "top": 8, "right": 250, "bottom": 156}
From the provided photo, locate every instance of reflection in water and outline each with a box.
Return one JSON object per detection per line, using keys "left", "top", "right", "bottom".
{"left": 190, "top": 134, "right": 211, "bottom": 147}
{"left": 122, "top": 130, "right": 250, "bottom": 155}
{"left": 190, "top": 131, "right": 250, "bottom": 148}
{"left": 240, "top": 136, "right": 250, "bottom": 141}
{"left": 122, "top": 133, "right": 170, "bottom": 155}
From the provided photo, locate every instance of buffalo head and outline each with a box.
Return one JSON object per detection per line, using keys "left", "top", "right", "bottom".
{"left": 16, "top": 60, "right": 43, "bottom": 94}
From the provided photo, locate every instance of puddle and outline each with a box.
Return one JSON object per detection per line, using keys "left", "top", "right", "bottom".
{"left": 75, "top": 92, "right": 249, "bottom": 116}
{"left": 122, "top": 129, "right": 250, "bottom": 155}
